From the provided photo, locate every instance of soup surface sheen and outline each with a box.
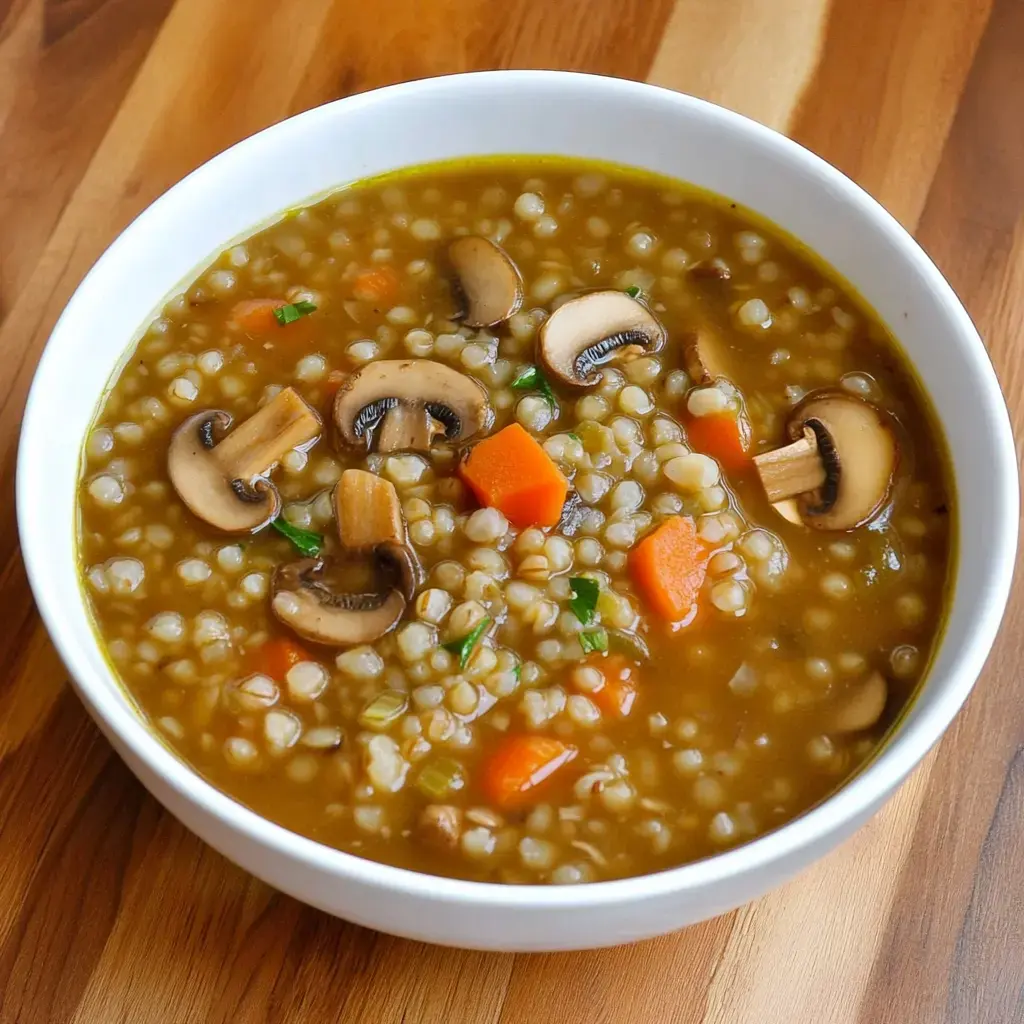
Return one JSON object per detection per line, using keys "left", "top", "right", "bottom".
{"left": 78, "top": 159, "right": 952, "bottom": 884}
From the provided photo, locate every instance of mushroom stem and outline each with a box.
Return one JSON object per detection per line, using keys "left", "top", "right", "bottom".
{"left": 753, "top": 426, "right": 826, "bottom": 502}
{"left": 377, "top": 405, "right": 447, "bottom": 453}
{"left": 213, "top": 387, "right": 320, "bottom": 480}
{"left": 333, "top": 469, "right": 406, "bottom": 551}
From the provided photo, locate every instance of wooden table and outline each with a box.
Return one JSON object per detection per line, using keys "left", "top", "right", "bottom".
{"left": 1, "top": 1, "right": 1021, "bottom": 1021}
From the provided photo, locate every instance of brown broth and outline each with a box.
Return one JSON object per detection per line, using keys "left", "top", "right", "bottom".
{"left": 77, "top": 159, "right": 953, "bottom": 883}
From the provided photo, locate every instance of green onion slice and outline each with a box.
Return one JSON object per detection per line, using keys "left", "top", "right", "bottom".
{"left": 358, "top": 689, "right": 409, "bottom": 730}
{"left": 415, "top": 757, "right": 466, "bottom": 799}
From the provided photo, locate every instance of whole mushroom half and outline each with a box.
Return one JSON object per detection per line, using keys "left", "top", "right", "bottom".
{"left": 333, "top": 359, "right": 493, "bottom": 453}
{"left": 448, "top": 235, "right": 523, "bottom": 327}
{"left": 271, "top": 469, "right": 420, "bottom": 646}
{"left": 167, "top": 387, "right": 321, "bottom": 533}
{"left": 753, "top": 391, "right": 897, "bottom": 531}
{"left": 538, "top": 290, "right": 666, "bottom": 388}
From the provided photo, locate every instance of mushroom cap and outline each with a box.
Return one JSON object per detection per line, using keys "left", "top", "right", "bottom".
{"left": 828, "top": 671, "right": 888, "bottom": 733}
{"left": 683, "top": 324, "right": 732, "bottom": 384}
{"left": 538, "top": 290, "right": 666, "bottom": 387}
{"left": 771, "top": 498, "right": 805, "bottom": 526}
{"left": 167, "top": 410, "right": 279, "bottom": 533}
{"left": 333, "top": 359, "right": 493, "bottom": 452}
{"left": 270, "top": 555, "right": 408, "bottom": 647}
{"left": 377, "top": 540, "right": 421, "bottom": 603}
{"left": 788, "top": 391, "right": 898, "bottom": 531}
{"left": 448, "top": 236, "right": 523, "bottom": 327}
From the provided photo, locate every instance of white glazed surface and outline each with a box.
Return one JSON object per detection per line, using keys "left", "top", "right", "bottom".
{"left": 17, "top": 71, "right": 1018, "bottom": 951}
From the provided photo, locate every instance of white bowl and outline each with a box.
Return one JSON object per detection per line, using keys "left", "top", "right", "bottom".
{"left": 18, "top": 71, "right": 1018, "bottom": 951}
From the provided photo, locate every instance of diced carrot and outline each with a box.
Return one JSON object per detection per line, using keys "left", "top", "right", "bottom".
{"left": 629, "top": 516, "right": 710, "bottom": 622}
{"left": 459, "top": 423, "right": 568, "bottom": 528}
{"left": 254, "top": 637, "right": 311, "bottom": 681}
{"left": 686, "top": 412, "right": 750, "bottom": 472}
{"left": 352, "top": 266, "right": 400, "bottom": 304}
{"left": 481, "top": 735, "right": 578, "bottom": 809}
{"left": 231, "top": 298, "right": 287, "bottom": 334}
{"left": 585, "top": 654, "right": 639, "bottom": 719}
{"left": 231, "top": 297, "right": 316, "bottom": 342}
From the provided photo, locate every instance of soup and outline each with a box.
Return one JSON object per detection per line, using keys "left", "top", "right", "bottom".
{"left": 77, "top": 160, "right": 952, "bottom": 884}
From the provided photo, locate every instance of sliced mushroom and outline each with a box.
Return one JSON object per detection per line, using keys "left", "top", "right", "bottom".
{"left": 333, "top": 468, "right": 406, "bottom": 551}
{"left": 828, "top": 671, "right": 888, "bottom": 733}
{"left": 333, "top": 359, "right": 492, "bottom": 453}
{"left": 270, "top": 555, "right": 408, "bottom": 646}
{"left": 683, "top": 324, "right": 731, "bottom": 384}
{"left": 752, "top": 391, "right": 897, "bottom": 530}
{"left": 448, "top": 235, "right": 523, "bottom": 327}
{"left": 538, "top": 290, "right": 666, "bottom": 388}
{"left": 167, "top": 387, "right": 320, "bottom": 533}
{"left": 272, "top": 468, "right": 420, "bottom": 647}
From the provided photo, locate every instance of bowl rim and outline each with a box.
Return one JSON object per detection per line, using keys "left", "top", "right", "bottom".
{"left": 18, "top": 69, "right": 1018, "bottom": 910}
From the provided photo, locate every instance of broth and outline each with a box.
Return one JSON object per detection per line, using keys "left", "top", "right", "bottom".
{"left": 77, "top": 159, "right": 952, "bottom": 883}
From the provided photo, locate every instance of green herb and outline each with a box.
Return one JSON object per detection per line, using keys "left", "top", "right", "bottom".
{"left": 271, "top": 518, "right": 323, "bottom": 557}
{"left": 513, "top": 663, "right": 522, "bottom": 682}
{"left": 358, "top": 690, "right": 408, "bottom": 730}
{"left": 580, "top": 628, "right": 609, "bottom": 654}
{"left": 568, "top": 576, "right": 600, "bottom": 625}
{"left": 442, "top": 617, "right": 491, "bottom": 668}
{"left": 567, "top": 432, "right": 581, "bottom": 443}
{"left": 511, "top": 364, "right": 541, "bottom": 390}
{"left": 625, "top": 285, "right": 642, "bottom": 299}
{"left": 415, "top": 757, "right": 466, "bottom": 799}
{"left": 510, "top": 364, "right": 558, "bottom": 408}
{"left": 273, "top": 300, "right": 317, "bottom": 326}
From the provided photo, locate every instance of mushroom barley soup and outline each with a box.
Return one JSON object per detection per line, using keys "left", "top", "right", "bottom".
{"left": 78, "top": 159, "right": 953, "bottom": 884}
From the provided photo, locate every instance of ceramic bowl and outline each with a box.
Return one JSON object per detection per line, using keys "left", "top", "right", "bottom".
{"left": 17, "top": 71, "right": 1018, "bottom": 951}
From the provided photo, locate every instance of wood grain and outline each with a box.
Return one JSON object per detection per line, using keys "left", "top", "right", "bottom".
{"left": 0, "top": 0, "right": 1021, "bottom": 1021}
